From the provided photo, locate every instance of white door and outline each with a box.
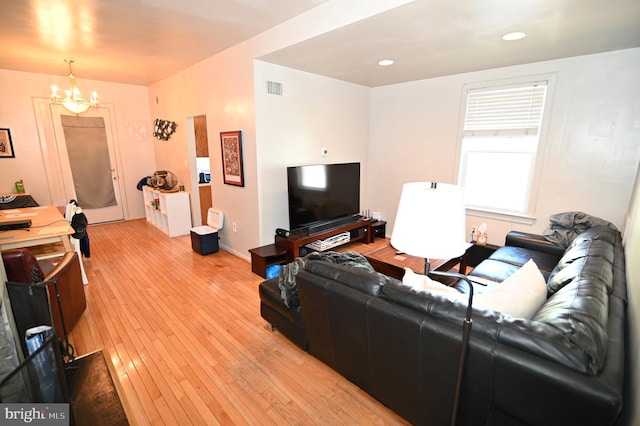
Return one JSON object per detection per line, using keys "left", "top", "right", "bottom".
{"left": 35, "top": 100, "right": 125, "bottom": 224}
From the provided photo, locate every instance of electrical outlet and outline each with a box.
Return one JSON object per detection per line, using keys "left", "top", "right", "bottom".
{"left": 233, "top": 222, "right": 237, "bottom": 232}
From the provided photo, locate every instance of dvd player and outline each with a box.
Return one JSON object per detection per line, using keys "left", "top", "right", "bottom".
{"left": 0, "top": 218, "right": 32, "bottom": 231}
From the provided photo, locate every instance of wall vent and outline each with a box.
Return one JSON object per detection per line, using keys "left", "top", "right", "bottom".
{"left": 266, "top": 80, "right": 283, "bottom": 96}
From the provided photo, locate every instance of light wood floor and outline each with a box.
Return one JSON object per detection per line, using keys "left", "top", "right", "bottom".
{"left": 68, "top": 219, "right": 408, "bottom": 425}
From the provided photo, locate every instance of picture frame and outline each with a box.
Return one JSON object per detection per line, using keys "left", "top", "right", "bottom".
{"left": 220, "top": 130, "right": 244, "bottom": 187}
{"left": 0, "top": 128, "right": 15, "bottom": 158}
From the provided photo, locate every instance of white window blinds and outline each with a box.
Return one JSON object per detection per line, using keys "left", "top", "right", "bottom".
{"left": 463, "top": 81, "right": 548, "bottom": 137}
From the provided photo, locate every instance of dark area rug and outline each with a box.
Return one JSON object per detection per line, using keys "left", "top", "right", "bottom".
{"left": 65, "top": 350, "right": 129, "bottom": 425}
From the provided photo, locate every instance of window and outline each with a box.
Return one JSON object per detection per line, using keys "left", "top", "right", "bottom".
{"left": 457, "top": 80, "right": 549, "bottom": 217}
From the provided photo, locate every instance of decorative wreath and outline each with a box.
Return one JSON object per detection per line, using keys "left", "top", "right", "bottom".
{"left": 153, "top": 119, "right": 177, "bottom": 141}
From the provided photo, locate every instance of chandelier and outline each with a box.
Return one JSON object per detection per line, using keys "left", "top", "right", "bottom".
{"left": 51, "top": 59, "right": 99, "bottom": 114}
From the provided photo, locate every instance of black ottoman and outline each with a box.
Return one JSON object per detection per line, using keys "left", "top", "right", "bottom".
{"left": 259, "top": 278, "right": 307, "bottom": 350}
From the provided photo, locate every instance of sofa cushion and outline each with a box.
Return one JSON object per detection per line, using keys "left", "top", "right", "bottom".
{"left": 304, "top": 261, "right": 392, "bottom": 296}
{"left": 467, "top": 259, "right": 521, "bottom": 283}
{"left": 547, "top": 225, "right": 616, "bottom": 295}
{"left": 487, "top": 246, "right": 559, "bottom": 280}
{"left": 530, "top": 227, "right": 616, "bottom": 374}
{"left": 567, "top": 224, "right": 618, "bottom": 246}
{"left": 402, "top": 268, "right": 461, "bottom": 296}
{"left": 557, "top": 238, "right": 615, "bottom": 265}
{"left": 472, "top": 259, "right": 547, "bottom": 319}
{"left": 382, "top": 280, "right": 465, "bottom": 315}
{"left": 547, "top": 256, "right": 613, "bottom": 296}
{"left": 532, "top": 275, "right": 609, "bottom": 374}
{"left": 400, "top": 260, "right": 546, "bottom": 319}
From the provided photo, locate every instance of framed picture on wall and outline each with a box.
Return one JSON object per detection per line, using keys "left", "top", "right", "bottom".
{"left": 0, "top": 128, "right": 15, "bottom": 158}
{"left": 220, "top": 130, "right": 244, "bottom": 187}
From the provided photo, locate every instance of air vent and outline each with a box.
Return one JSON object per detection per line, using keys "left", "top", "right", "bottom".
{"left": 266, "top": 80, "right": 283, "bottom": 96}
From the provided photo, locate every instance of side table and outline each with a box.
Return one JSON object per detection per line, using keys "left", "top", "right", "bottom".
{"left": 467, "top": 242, "right": 500, "bottom": 268}
{"left": 249, "top": 244, "right": 288, "bottom": 278}
{"left": 370, "top": 220, "right": 386, "bottom": 240}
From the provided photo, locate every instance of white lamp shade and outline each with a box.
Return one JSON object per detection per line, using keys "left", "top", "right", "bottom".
{"left": 391, "top": 182, "right": 467, "bottom": 260}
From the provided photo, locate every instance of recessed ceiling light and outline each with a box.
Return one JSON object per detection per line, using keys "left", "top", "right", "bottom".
{"left": 378, "top": 59, "right": 394, "bottom": 66}
{"left": 502, "top": 32, "right": 526, "bottom": 41}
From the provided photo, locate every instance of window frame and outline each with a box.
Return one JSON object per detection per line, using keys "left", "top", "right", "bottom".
{"left": 454, "top": 74, "right": 556, "bottom": 224}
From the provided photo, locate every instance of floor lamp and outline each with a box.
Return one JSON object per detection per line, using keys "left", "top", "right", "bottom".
{"left": 390, "top": 182, "right": 474, "bottom": 426}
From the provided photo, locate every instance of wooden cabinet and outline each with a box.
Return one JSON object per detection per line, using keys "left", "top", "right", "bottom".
{"left": 143, "top": 187, "right": 192, "bottom": 237}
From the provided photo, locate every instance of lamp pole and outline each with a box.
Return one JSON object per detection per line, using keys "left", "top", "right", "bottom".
{"left": 429, "top": 268, "right": 474, "bottom": 426}
{"left": 391, "top": 182, "right": 472, "bottom": 425}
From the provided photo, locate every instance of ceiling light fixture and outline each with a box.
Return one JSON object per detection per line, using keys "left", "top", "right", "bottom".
{"left": 502, "top": 32, "right": 526, "bottom": 41}
{"left": 378, "top": 59, "right": 394, "bottom": 66}
{"left": 51, "top": 59, "right": 99, "bottom": 114}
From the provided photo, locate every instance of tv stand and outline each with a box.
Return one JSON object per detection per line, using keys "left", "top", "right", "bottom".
{"left": 248, "top": 219, "right": 374, "bottom": 278}
{"left": 276, "top": 218, "right": 373, "bottom": 262}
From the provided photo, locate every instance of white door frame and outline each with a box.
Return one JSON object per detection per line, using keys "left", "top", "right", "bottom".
{"left": 33, "top": 97, "right": 127, "bottom": 223}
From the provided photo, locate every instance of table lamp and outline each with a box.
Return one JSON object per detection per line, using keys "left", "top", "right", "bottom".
{"left": 390, "top": 182, "right": 474, "bottom": 426}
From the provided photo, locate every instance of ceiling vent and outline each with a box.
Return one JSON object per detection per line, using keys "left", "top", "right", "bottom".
{"left": 266, "top": 80, "right": 283, "bottom": 96}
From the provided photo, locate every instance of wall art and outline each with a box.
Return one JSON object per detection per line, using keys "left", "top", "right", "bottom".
{"left": 0, "top": 128, "right": 14, "bottom": 158}
{"left": 220, "top": 130, "right": 244, "bottom": 187}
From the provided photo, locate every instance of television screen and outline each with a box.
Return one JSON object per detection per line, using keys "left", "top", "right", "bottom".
{"left": 287, "top": 162, "right": 360, "bottom": 231}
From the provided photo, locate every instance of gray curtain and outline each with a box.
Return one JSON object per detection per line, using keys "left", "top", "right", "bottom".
{"left": 61, "top": 115, "right": 116, "bottom": 209}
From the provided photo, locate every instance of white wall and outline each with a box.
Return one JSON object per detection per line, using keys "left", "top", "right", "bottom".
{"left": 148, "top": 42, "right": 259, "bottom": 259}
{"left": 253, "top": 61, "right": 372, "bottom": 245}
{"left": 0, "top": 69, "right": 154, "bottom": 219}
{"left": 368, "top": 48, "right": 640, "bottom": 244}
{"left": 623, "top": 163, "right": 640, "bottom": 425}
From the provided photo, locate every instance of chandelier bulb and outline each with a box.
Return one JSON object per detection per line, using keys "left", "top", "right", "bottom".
{"left": 50, "top": 59, "right": 100, "bottom": 114}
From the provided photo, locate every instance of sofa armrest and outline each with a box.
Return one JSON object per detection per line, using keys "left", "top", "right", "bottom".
{"left": 505, "top": 231, "right": 565, "bottom": 258}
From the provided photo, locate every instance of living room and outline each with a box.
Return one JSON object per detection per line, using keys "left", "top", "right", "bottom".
{"left": 1, "top": 0, "right": 639, "bottom": 424}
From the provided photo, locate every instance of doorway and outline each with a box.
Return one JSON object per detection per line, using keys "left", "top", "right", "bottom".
{"left": 193, "top": 115, "right": 212, "bottom": 226}
{"left": 33, "top": 100, "right": 125, "bottom": 224}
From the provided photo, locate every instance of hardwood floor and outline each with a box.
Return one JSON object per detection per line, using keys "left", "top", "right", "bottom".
{"left": 68, "top": 219, "right": 408, "bottom": 425}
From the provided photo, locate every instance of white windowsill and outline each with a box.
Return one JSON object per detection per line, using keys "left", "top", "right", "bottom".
{"left": 465, "top": 208, "right": 537, "bottom": 225}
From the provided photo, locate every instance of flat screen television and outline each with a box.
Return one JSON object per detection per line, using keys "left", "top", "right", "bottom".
{"left": 287, "top": 162, "right": 360, "bottom": 231}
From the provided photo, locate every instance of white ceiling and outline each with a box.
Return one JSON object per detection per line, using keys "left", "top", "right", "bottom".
{"left": 261, "top": 0, "right": 640, "bottom": 87}
{"left": 0, "top": 0, "right": 330, "bottom": 85}
{"left": 1, "top": 0, "right": 639, "bottom": 88}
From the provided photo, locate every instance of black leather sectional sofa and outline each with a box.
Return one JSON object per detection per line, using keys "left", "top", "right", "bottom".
{"left": 258, "top": 225, "right": 627, "bottom": 425}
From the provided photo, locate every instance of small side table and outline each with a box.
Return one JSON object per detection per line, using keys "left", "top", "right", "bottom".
{"left": 370, "top": 220, "right": 386, "bottom": 240}
{"left": 466, "top": 242, "right": 500, "bottom": 267}
{"left": 249, "top": 244, "right": 288, "bottom": 278}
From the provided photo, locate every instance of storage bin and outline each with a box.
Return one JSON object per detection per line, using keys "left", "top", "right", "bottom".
{"left": 190, "top": 226, "right": 219, "bottom": 255}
